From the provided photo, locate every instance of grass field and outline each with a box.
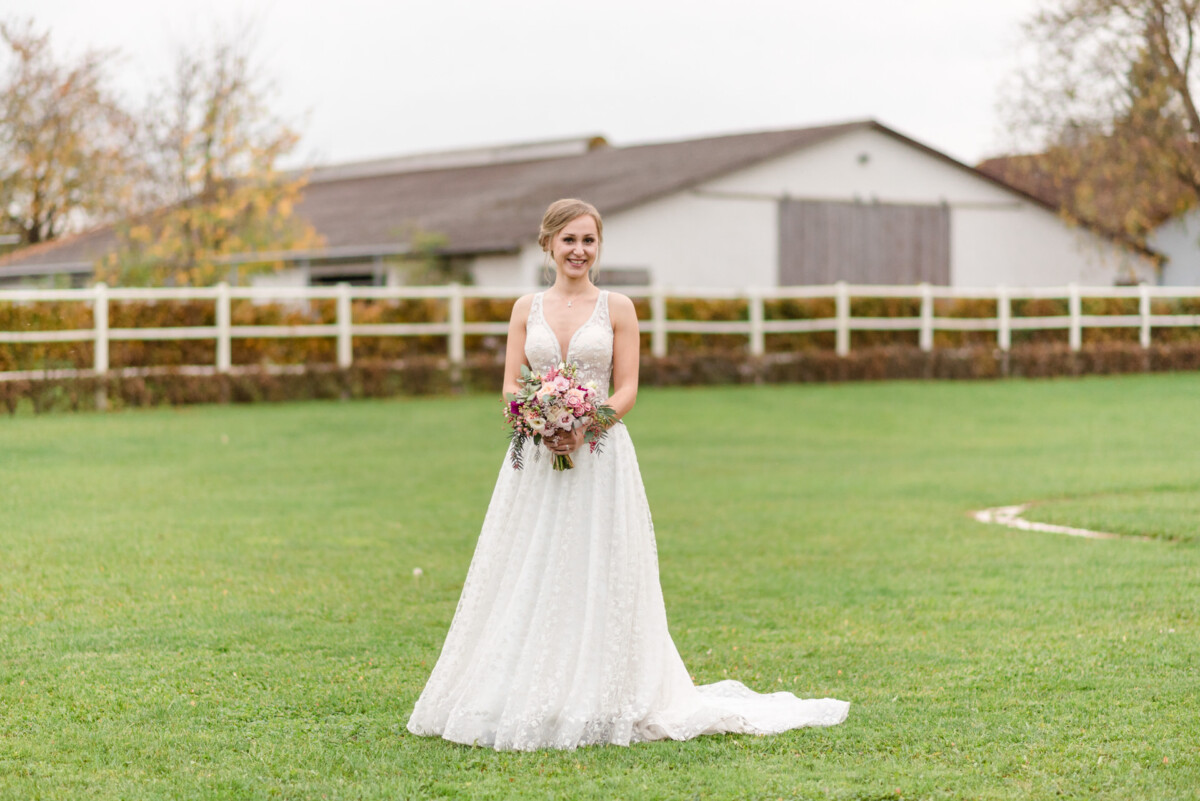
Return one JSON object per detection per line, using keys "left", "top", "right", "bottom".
{"left": 1, "top": 374, "right": 1198, "bottom": 800}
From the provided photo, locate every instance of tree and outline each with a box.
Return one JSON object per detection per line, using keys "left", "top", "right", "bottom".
{"left": 389, "top": 226, "right": 473, "bottom": 285}
{"left": 1000, "top": 0, "right": 1200, "bottom": 241}
{"left": 100, "top": 31, "right": 321, "bottom": 286}
{"left": 0, "top": 19, "right": 136, "bottom": 245}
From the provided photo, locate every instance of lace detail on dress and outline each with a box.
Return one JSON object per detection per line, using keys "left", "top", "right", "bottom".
{"left": 525, "top": 291, "right": 613, "bottom": 401}
{"left": 406, "top": 289, "right": 849, "bottom": 751}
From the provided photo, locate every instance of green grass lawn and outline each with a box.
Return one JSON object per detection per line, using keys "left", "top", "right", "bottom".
{"left": 1, "top": 374, "right": 1198, "bottom": 800}
{"left": 1021, "top": 490, "right": 1198, "bottom": 541}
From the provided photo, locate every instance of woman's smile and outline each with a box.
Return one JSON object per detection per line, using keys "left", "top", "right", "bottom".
{"left": 551, "top": 214, "right": 599, "bottom": 277}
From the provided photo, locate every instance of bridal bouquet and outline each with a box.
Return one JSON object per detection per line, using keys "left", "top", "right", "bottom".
{"left": 504, "top": 362, "right": 617, "bottom": 471}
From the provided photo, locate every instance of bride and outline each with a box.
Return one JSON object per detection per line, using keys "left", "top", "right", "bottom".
{"left": 406, "top": 199, "right": 849, "bottom": 750}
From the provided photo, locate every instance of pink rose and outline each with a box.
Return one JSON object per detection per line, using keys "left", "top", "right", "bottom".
{"left": 565, "top": 388, "right": 586, "bottom": 410}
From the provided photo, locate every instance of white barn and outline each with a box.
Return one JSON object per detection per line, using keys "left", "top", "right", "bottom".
{"left": 1148, "top": 210, "right": 1200, "bottom": 286}
{"left": 0, "top": 120, "right": 1159, "bottom": 289}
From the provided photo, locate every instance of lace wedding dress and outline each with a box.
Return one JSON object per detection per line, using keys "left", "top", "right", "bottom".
{"left": 406, "top": 291, "right": 849, "bottom": 750}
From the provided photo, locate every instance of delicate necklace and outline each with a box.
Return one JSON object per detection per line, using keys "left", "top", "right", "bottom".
{"left": 557, "top": 290, "right": 591, "bottom": 308}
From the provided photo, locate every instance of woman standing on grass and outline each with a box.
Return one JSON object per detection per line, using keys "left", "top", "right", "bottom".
{"left": 406, "top": 198, "right": 849, "bottom": 750}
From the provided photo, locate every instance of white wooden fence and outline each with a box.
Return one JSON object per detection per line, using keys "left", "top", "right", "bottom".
{"left": 2, "top": 281, "right": 1200, "bottom": 382}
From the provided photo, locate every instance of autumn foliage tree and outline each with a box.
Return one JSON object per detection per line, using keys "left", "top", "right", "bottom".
{"left": 0, "top": 19, "right": 136, "bottom": 245}
{"left": 99, "top": 33, "right": 321, "bottom": 286}
{"left": 996, "top": 1, "right": 1200, "bottom": 242}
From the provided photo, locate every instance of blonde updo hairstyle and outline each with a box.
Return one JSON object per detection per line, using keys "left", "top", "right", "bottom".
{"left": 538, "top": 198, "right": 603, "bottom": 282}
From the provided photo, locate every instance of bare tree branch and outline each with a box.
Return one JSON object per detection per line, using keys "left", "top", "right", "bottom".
{"left": 1001, "top": 0, "right": 1200, "bottom": 241}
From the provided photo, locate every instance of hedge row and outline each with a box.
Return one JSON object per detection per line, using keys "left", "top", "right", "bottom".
{"left": 5, "top": 342, "right": 1200, "bottom": 415}
{"left": 6, "top": 296, "right": 1200, "bottom": 373}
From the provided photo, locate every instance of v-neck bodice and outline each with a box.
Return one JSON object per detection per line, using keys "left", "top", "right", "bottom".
{"left": 525, "top": 291, "right": 613, "bottom": 399}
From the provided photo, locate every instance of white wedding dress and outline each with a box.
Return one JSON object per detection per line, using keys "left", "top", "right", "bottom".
{"left": 406, "top": 291, "right": 849, "bottom": 750}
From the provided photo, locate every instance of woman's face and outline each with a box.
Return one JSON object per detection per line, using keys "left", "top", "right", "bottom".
{"left": 549, "top": 214, "right": 599, "bottom": 281}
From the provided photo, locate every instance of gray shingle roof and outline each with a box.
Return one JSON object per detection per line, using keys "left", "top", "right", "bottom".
{"left": 0, "top": 121, "right": 868, "bottom": 271}
{"left": 15, "top": 119, "right": 1151, "bottom": 273}
{"left": 299, "top": 120, "right": 870, "bottom": 254}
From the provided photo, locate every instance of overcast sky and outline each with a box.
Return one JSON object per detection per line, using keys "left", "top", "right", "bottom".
{"left": 9, "top": 0, "right": 1045, "bottom": 168}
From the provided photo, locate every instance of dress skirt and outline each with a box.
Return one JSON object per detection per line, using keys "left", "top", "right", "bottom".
{"left": 406, "top": 424, "right": 849, "bottom": 751}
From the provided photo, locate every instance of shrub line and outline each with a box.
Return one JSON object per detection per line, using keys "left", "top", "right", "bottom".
{"left": 4, "top": 342, "right": 1200, "bottom": 414}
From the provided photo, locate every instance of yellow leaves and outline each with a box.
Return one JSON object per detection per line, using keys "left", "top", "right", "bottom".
{"left": 107, "top": 171, "right": 317, "bottom": 286}
{"left": 2, "top": 20, "right": 136, "bottom": 243}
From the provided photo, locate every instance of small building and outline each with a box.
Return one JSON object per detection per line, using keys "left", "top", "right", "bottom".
{"left": 0, "top": 120, "right": 1159, "bottom": 289}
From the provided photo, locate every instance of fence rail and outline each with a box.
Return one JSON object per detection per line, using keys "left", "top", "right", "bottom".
{"left": 3, "top": 281, "right": 1200, "bottom": 384}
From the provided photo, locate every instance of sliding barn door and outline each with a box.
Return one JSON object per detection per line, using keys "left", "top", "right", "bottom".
{"left": 778, "top": 199, "right": 950, "bottom": 285}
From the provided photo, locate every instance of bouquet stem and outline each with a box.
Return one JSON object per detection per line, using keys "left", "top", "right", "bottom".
{"left": 552, "top": 453, "right": 575, "bottom": 471}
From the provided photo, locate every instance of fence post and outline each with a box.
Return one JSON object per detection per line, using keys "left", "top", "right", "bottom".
{"left": 93, "top": 282, "right": 109, "bottom": 410}
{"left": 336, "top": 282, "right": 353, "bottom": 369}
{"left": 651, "top": 285, "right": 667, "bottom": 358}
{"left": 997, "top": 285, "right": 1011, "bottom": 352}
{"left": 1068, "top": 282, "right": 1082, "bottom": 351}
{"left": 835, "top": 281, "right": 850, "bottom": 357}
{"left": 748, "top": 287, "right": 765, "bottom": 357}
{"left": 918, "top": 282, "right": 933, "bottom": 352}
{"left": 93, "top": 282, "right": 109, "bottom": 375}
{"left": 216, "top": 282, "right": 232, "bottom": 373}
{"left": 447, "top": 283, "right": 465, "bottom": 367}
{"left": 1139, "top": 283, "right": 1152, "bottom": 348}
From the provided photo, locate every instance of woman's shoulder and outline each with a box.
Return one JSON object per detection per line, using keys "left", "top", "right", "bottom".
{"left": 509, "top": 293, "right": 537, "bottom": 318}
{"left": 604, "top": 290, "right": 637, "bottom": 314}
{"left": 603, "top": 291, "right": 638, "bottom": 327}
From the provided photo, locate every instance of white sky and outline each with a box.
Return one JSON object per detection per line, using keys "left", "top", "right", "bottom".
{"left": 8, "top": 0, "right": 1044, "bottom": 168}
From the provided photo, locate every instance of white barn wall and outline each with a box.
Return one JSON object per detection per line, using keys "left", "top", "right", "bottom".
{"left": 466, "top": 126, "right": 1155, "bottom": 290}
{"left": 479, "top": 194, "right": 778, "bottom": 291}
{"left": 699, "top": 127, "right": 1152, "bottom": 287}
{"left": 705, "top": 127, "right": 1005, "bottom": 203}
{"left": 1149, "top": 210, "right": 1200, "bottom": 286}
{"left": 471, "top": 253, "right": 526, "bottom": 288}
{"left": 952, "top": 208, "right": 1153, "bottom": 287}
{"left": 600, "top": 193, "right": 777, "bottom": 288}
{"left": 250, "top": 267, "right": 309, "bottom": 289}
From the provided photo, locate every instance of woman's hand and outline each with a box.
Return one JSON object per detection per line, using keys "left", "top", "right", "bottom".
{"left": 543, "top": 425, "right": 585, "bottom": 457}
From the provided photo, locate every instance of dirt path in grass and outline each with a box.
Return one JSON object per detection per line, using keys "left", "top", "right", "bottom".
{"left": 972, "top": 504, "right": 1154, "bottom": 542}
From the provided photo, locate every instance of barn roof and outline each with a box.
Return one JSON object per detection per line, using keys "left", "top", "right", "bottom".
{"left": 0, "top": 119, "right": 1159, "bottom": 277}
{"left": 0, "top": 121, "right": 875, "bottom": 274}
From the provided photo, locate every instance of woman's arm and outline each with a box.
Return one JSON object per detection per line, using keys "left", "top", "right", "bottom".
{"left": 605, "top": 292, "right": 640, "bottom": 422}
{"left": 501, "top": 294, "right": 534, "bottom": 398}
